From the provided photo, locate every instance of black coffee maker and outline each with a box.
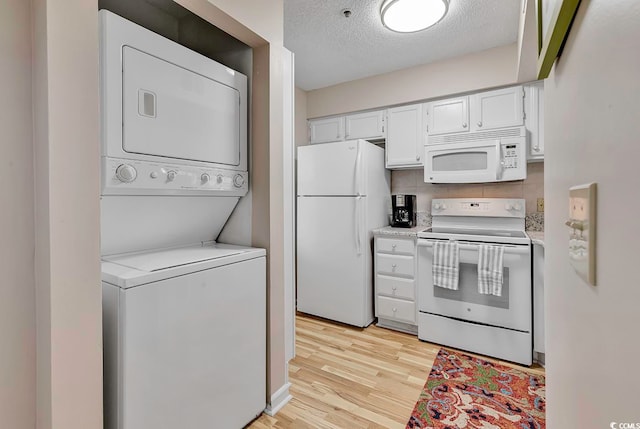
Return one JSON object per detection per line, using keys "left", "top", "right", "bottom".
{"left": 391, "top": 194, "right": 416, "bottom": 228}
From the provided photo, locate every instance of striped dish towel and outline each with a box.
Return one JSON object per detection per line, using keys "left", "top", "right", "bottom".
{"left": 478, "top": 245, "right": 505, "bottom": 296}
{"left": 432, "top": 241, "right": 459, "bottom": 290}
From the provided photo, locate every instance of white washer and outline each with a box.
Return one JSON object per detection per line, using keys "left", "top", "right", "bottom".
{"left": 101, "top": 242, "right": 266, "bottom": 429}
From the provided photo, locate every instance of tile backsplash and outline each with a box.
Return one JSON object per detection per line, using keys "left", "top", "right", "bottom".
{"left": 391, "top": 162, "right": 544, "bottom": 228}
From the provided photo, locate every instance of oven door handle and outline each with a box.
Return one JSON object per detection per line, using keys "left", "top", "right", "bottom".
{"left": 417, "top": 240, "right": 530, "bottom": 254}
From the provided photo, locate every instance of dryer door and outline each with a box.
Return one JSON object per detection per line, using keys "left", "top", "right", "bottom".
{"left": 122, "top": 46, "right": 241, "bottom": 166}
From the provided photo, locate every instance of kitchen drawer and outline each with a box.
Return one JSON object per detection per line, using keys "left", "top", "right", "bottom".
{"left": 376, "top": 254, "right": 414, "bottom": 277}
{"left": 376, "top": 237, "right": 415, "bottom": 255}
{"left": 378, "top": 296, "right": 416, "bottom": 324}
{"left": 376, "top": 275, "right": 415, "bottom": 300}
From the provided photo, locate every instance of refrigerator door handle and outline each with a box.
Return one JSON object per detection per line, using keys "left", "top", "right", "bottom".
{"left": 355, "top": 195, "right": 362, "bottom": 255}
{"left": 355, "top": 140, "right": 363, "bottom": 197}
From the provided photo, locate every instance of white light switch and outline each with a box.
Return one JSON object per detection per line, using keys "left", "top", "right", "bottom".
{"left": 566, "top": 183, "right": 597, "bottom": 286}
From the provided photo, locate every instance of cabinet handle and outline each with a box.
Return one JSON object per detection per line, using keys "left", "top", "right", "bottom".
{"left": 416, "top": 155, "right": 421, "bottom": 161}
{"left": 477, "top": 121, "right": 482, "bottom": 127}
{"left": 533, "top": 145, "right": 540, "bottom": 152}
{"left": 462, "top": 123, "right": 468, "bottom": 128}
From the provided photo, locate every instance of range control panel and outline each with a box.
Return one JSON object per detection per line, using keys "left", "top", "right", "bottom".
{"left": 432, "top": 198, "right": 526, "bottom": 218}
{"left": 102, "top": 157, "right": 248, "bottom": 196}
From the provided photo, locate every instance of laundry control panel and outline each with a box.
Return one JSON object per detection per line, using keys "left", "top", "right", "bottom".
{"left": 102, "top": 157, "right": 248, "bottom": 196}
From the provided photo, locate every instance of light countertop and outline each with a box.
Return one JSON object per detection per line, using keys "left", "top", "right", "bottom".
{"left": 372, "top": 226, "right": 424, "bottom": 237}
{"left": 527, "top": 231, "right": 544, "bottom": 247}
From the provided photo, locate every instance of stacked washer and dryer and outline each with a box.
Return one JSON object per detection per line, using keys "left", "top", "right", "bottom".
{"left": 99, "top": 11, "right": 265, "bottom": 429}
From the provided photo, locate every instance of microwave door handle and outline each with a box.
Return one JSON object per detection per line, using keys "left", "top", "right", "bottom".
{"left": 495, "top": 140, "right": 503, "bottom": 180}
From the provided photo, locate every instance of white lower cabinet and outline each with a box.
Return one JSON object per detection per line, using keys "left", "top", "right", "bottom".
{"left": 533, "top": 242, "right": 545, "bottom": 361}
{"left": 374, "top": 235, "right": 417, "bottom": 334}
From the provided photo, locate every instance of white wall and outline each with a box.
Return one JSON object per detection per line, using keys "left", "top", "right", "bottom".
{"left": 33, "top": 0, "right": 104, "bottom": 428}
{"left": 0, "top": 1, "right": 35, "bottom": 427}
{"left": 295, "top": 87, "right": 308, "bottom": 146}
{"left": 307, "top": 43, "right": 518, "bottom": 118}
{"left": 545, "top": 1, "right": 640, "bottom": 426}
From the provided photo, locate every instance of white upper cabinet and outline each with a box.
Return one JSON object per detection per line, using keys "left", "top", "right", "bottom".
{"left": 345, "top": 110, "right": 386, "bottom": 141}
{"left": 309, "top": 116, "right": 345, "bottom": 144}
{"left": 386, "top": 104, "right": 424, "bottom": 168}
{"left": 524, "top": 81, "right": 545, "bottom": 160}
{"left": 470, "top": 86, "right": 525, "bottom": 131}
{"left": 426, "top": 96, "right": 469, "bottom": 136}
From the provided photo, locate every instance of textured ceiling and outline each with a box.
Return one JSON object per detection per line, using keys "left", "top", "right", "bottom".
{"left": 284, "top": 0, "right": 521, "bottom": 90}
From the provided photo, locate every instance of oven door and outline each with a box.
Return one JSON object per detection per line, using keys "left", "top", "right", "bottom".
{"left": 417, "top": 239, "right": 531, "bottom": 332}
{"left": 424, "top": 138, "right": 526, "bottom": 183}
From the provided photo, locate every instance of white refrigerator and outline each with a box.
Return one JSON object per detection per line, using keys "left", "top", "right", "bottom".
{"left": 297, "top": 140, "right": 391, "bottom": 327}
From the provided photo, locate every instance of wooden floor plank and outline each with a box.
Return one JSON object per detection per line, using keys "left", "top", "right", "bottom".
{"left": 248, "top": 315, "right": 544, "bottom": 428}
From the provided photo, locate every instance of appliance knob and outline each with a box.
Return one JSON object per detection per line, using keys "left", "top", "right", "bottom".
{"left": 416, "top": 154, "right": 421, "bottom": 161}
{"left": 462, "top": 123, "right": 468, "bottom": 128}
{"left": 201, "top": 173, "right": 211, "bottom": 183}
{"left": 392, "top": 308, "right": 397, "bottom": 313}
{"left": 150, "top": 171, "right": 158, "bottom": 179}
{"left": 216, "top": 174, "right": 224, "bottom": 184}
{"left": 115, "top": 164, "right": 137, "bottom": 183}
{"left": 514, "top": 203, "right": 522, "bottom": 211}
{"left": 233, "top": 174, "right": 245, "bottom": 188}
{"left": 166, "top": 170, "right": 177, "bottom": 181}
{"left": 441, "top": 203, "right": 447, "bottom": 210}
{"left": 433, "top": 203, "right": 441, "bottom": 210}
{"left": 477, "top": 121, "right": 482, "bottom": 127}
{"left": 505, "top": 203, "right": 513, "bottom": 211}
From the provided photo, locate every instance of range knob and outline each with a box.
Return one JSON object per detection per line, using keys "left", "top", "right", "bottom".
{"left": 513, "top": 203, "right": 522, "bottom": 212}
{"left": 233, "top": 174, "right": 245, "bottom": 188}
{"left": 201, "top": 173, "right": 211, "bottom": 184}
{"left": 505, "top": 203, "right": 514, "bottom": 211}
{"left": 166, "top": 170, "right": 177, "bottom": 182}
{"left": 216, "top": 174, "right": 224, "bottom": 184}
{"left": 115, "top": 164, "right": 137, "bottom": 183}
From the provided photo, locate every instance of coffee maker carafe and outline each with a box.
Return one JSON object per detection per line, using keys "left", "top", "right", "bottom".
{"left": 391, "top": 194, "right": 416, "bottom": 228}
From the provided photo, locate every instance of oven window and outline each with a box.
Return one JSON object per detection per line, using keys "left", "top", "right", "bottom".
{"left": 433, "top": 263, "right": 510, "bottom": 309}
{"left": 432, "top": 152, "right": 488, "bottom": 172}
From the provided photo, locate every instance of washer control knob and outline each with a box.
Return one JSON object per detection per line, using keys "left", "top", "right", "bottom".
{"left": 166, "top": 170, "right": 177, "bottom": 181}
{"left": 115, "top": 164, "right": 137, "bottom": 183}
{"left": 201, "top": 173, "right": 211, "bottom": 183}
{"left": 505, "top": 203, "right": 514, "bottom": 211}
{"left": 216, "top": 174, "right": 224, "bottom": 184}
{"left": 233, "top": 174, "right": 245, "bottom": 188}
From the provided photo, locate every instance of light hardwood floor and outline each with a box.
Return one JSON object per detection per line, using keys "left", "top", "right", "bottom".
{"left": 248, "top": 315, "right": 544, "bottom": 429}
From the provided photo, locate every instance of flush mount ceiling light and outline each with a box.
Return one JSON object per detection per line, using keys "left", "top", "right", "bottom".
{"left": 381, "top": 0, "right": 449, "bottom": 33}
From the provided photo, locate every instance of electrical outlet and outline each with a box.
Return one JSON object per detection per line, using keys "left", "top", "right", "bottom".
{"left": 537, "top": 198, "right": 544, "bottom": 212}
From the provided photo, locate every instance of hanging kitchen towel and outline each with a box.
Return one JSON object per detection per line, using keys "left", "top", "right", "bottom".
{"left": 478, "top": 245, "right": 505, "bottom": 296}
{"left": 432, "top": 240, "right": 459, "bottom": 290}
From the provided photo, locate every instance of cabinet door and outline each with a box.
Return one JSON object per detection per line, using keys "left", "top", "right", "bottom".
{"left": 345, "top": 110, "right": 385, "bottom": 140}
{"left": 386, "top": 104, "right": 423, "bottom": 168}
{"left": 525, "top": 82, "right": 544, "bottom": 160}
{"left": 427, "top": 96, "right": 469, "bottom": 136}
{"left": 308, "top": 117, "right": 345, "bottom": 144}
{"left": 471, "top": 86, "right": 524, "bottom": 131}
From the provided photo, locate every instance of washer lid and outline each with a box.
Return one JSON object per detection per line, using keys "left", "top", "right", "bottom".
{"left": 103, "top": 244, "right": 245, "bottom": 272}
{"left": 101, "top": 242, "right": 266, "bottom": 288}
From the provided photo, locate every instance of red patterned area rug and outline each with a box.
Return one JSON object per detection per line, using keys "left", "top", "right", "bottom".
{"left": 406, "top": 348, "right": 545, "bottom": 429}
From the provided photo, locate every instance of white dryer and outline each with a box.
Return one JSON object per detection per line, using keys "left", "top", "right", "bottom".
{"left": 102, "top": 242, "right": 266, "bottom": 429}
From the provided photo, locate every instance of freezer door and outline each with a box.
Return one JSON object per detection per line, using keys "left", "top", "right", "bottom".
{"left": 297, "top": 140, "right": 364, "bottom": 196}
{"left": 296, "top": 196, "right": 372, "bottom": 327}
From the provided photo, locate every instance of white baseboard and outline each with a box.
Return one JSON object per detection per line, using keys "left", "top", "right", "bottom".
{"left": 264, "top": 382, "right": 292, "bottom": 416}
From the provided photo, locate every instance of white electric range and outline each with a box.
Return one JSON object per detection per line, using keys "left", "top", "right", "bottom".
{"left": 417, "top": 198, "right": 533, "bottom": 365}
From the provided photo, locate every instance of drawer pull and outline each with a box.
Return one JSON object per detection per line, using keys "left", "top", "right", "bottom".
{"left": 392, "top": 244, "right": 397, "bottom": 251}
{"left": 391, "top": 264, "right": 397, "bottom": 272}
{"left": 392, "top": 308, "right": 397, "bottom": 312}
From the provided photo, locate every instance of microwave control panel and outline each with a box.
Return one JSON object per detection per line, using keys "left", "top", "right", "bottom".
{"left": 503, "top": 144, "right": 520, "bottom": 169}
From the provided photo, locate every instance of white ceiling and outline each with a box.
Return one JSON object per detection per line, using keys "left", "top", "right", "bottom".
{"left": 284, "top": 0, "right": 522, "bottom": 91}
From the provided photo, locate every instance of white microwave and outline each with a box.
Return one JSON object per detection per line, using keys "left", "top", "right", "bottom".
{"left": 424, "top": 127, "right": 527, "bottom": 183}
